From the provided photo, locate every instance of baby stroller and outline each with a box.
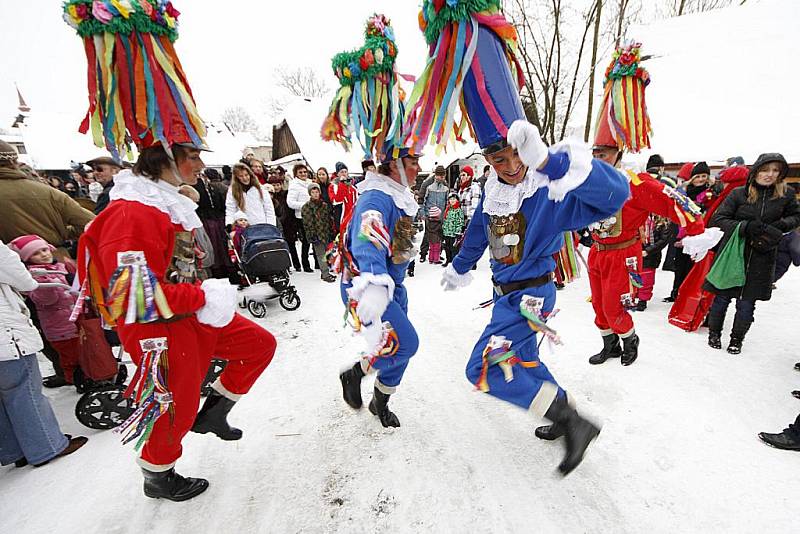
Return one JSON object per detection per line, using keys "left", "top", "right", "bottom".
{"left": 231, "top": 223, "right": 301, "bottom": 318}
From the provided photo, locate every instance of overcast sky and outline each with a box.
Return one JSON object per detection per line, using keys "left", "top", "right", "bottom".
{"left": 0, "top": 0, "right": 431, "bottom": 133}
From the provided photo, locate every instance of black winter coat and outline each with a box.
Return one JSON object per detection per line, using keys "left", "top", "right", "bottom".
{"left": 643, "top": 222, "right": 677, "bottom": 269}
{"left": 704, "top": 184, "right": 800, "bottom": 301}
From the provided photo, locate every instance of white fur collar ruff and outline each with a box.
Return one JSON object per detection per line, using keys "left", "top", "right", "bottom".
{"left": 357, "top": 171, "right": 419, "bottom": 216}
{"left": 109, "top": 169, "right": 202, "bottom": 230}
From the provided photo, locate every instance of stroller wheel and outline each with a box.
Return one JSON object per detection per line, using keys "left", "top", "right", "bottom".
{"left": 279, "top": 291, "right": 301, "bottom": 311}
{"left": 75, "top": 385, "right": 136, "bottom": 430}
{"left": 248, "top": 300, "right": 267, "bottom": 318}
{"left": 201, "top": 359, "right": 228, "bottom": 397}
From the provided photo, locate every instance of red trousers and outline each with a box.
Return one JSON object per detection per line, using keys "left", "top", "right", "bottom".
{"left": 118, "top": 313, "right": 276, "bottom": 467}
{"left": 49, "top": 337, "right": 80, "bottom": 383}
{"left": 588, "top": 242, "right": 642, "bottom": 335}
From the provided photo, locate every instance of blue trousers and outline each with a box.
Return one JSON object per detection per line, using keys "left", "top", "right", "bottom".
{"left": 0, "top": 354, "right": 68, "bottom": 466}
{"left": 466, "top": 284, "right": 564, "bottom": 412}
{"left": 341, "top": 284, "right": 419, "bottom": 390}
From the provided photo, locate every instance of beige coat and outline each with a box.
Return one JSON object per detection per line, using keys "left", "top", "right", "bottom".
{"left": 0, "top": 166, "right": 94, "bottom": 246}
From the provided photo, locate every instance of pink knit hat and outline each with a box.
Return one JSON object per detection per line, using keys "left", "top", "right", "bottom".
{"left": 9, "top": 234, "right": 53, "bottom": 262}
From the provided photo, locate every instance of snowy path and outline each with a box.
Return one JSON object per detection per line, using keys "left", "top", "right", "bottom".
{"left": 2, "top": 254, "right": 799, "bottom": 533}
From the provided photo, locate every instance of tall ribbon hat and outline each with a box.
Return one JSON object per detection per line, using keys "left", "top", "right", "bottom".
{"left": 63, "top": 1, "right": 208, "bottom": 161}
{"left": 321, "top": 14, "right": 405, "bottom": 161}
{"left": 592, "top": 41, "right": 652, "bottom": 152}
{"left": 403, "top": 0, "right": 526, "bottom": 154}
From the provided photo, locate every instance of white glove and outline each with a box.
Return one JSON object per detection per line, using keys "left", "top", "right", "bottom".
{"left": 682, "top": 227, "right": 724, "bottom": 262}
{"left": 507, "top": 120, "right": 548, "bottom": 170}
{"left": 441, "top": 264, "right": 474, "bottom": 291}
{"left": 196, "top": 278, "right": 238, "bottom": 327}
{"left": 356, "top": 284, "right": 390, "bottom": 324}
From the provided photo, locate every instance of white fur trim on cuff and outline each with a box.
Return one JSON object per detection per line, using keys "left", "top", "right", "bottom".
{"left": 196, "top": 278, "right": 238, "bottom": 328}
{"left": 543, "top": 137, "right": 593, "bottom": 202}
{"left": 682, "top": 227, "right": 724, "bottom": 261}
{"left": 375, "top": 379, "right": 397, "bottom": 395}
{"left": 441, "top": 264, "right": 474, "bottom": 291}
{"left": 346, "top": 272, "right": 395, "bottom": 303}
{"left": 211, "top": 379, "right": 242, "bottom": 401}
{"left": 529, "top": 381, "right": 559, "bottom": 417}
{"left": 137, "top": 457, "right": 176, "bottom": 472}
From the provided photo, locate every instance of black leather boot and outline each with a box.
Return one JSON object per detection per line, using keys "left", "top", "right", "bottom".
{"left": 588, "top": 333, "right": 622, "bottom": 365}
{"left": 727, "top": 318, "right": 751, "bottom": 355}
{"left": 368, "top": 387, "right": 400, "bottom": 428}
{"left": 534, "top": 421, "right": 565, "bottom": 441}
{"left": 191, "top": 391, "right": 242, "bottom": 440}
{"left": 758, "top": 414, "right": 800, "bottom": 451}
{"left": 708, "top": 331, "right": 722, "bottom": 350}
{"left": 339, "top": 362, "right": 365, "bottom": 409}
{"left": 142, "top": 467, "right": 209, "bottom": 501}
{"left": 621, "top": 333, "right": 640, "bottom": 366}
{"left": 544, "top": 395, "right": 600, "bottom": 476}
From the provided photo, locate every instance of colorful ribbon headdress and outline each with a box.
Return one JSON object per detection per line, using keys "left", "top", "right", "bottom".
{"left": 63, "top": 0, "right": 207, "bottom": 161}
{"left": 321, "top": 14, "right": 405, "bottom": 160}
{"left": 404, "top": 0, "right": 526, "bottom": 153}
{"left": 592, "top": 41, "right": 652, "bottom": 153}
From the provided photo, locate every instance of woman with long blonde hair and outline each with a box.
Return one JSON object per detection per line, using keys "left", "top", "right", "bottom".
{"left": 704, "top": 153, "right": 800, "bottom": 354}
{"left": 224, "top": 163, "right": 276, "bottom": 227}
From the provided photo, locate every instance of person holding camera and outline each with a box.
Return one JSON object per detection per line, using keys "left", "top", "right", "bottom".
{"left": 705, "top": 153, "right": 800, "bottom": 354}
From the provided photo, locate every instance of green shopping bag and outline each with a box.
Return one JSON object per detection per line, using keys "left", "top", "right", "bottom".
{"left": 705, "top": 222, "right": 746, "bottom": 290}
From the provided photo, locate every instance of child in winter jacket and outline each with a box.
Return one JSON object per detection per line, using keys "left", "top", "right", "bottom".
{"left": 302, "top": 182, "right": 336, "bottom": 282}
{"left": 442, "top": 193, "right": 466, "bottom": 266}
{"left": 637, "top": 215, "right": 676, "bottom": 310}
{"left": 9, "top": 235, "right": 80, "bottom": 384}
{"left": 230, "top": 211, "right": 249, "bottom": 260}
{"left": 426, "top": 206, "right": 444, "bottom": 264}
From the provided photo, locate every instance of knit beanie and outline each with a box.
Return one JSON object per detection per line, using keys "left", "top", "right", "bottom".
{"left": 461, "top": 165, "right": 474, "bottom": 178}
{"left": 9, "top": 234, "right": 53, "bottom": 262}
{"left": 335, "top": 161, "right": 348, "bottom": 173}
{"left": 646, "top": 154, "right": 665, "bottom": 172}
{"left": 0, "top": 139, "right": 18, "bottom": 161}
{"left": 691, "top": 161, "right": 710, "bottom": 177}
{"left": 677, "top": 162, "right": 695, "bottom": 181}
{"left": 307, "top": 181, "right": 321, "bottom": 193}
{"left": 233, "top": 211, "right": 248, "bottom": 222}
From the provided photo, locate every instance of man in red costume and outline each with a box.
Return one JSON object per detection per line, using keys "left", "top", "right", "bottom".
{"left": 79, "top": 145, "right": 276, "bottom": 501}
{"left": 330, "top": 162, "right": 358, "bottom": 231}
{"left": 587, "top": 144, "right": 712, "bottom": 366}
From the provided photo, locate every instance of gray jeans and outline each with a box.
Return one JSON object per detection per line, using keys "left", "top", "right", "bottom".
{"left": 312, "top": 242, "right": 331, "bottom": 278}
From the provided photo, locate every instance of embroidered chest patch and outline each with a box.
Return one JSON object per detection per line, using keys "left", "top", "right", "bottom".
{"left": 488, "top": 213, "right": 527, "bottom": 264}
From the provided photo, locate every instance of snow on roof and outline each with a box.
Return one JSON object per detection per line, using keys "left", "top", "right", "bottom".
{"left": 20, "top": 112, "right": 110, "bottom": 169}
{"left": 627, "top": 0, "right": 800, "bottom": 165}
{"left": 274, "top": 98, "right": 481, "bottom": 173}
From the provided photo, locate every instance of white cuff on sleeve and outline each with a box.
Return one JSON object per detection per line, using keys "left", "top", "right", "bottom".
{"left": 196, "top": 278, "right": 238, "bottom": 327}
{"left": 346, "top": 272, "right": 395, "bottom": 303}
{"left": 543, "top": 138, "right": 593, "bottom": 202}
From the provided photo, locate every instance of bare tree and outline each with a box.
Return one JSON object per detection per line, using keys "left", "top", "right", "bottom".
{"left": 658, "top": 0, "right": 742, "bottom": 17}
{"left": 584, "top": 0, "right": 603, "bottom": 142}
{"left": 274, "top": 66, "right": 330, "bottom": 99}
{"left": 510, "top": 0, "right": 602, "bottom": 143}
{"left": 221, "top": 106, "right": 262, "bottom": 137}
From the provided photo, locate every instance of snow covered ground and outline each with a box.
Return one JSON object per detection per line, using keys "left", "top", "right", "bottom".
{"left": 2, "top": 252, "right": 799, "bottom": 533}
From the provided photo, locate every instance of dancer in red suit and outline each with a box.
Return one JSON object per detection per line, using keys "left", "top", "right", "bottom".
{"left": 65, "top": 2, "right": 276, "bottom": 501}
{"left": 330, "top": 162, "right": 359, "bottom": 231}
{"left": 586, "top": 42, "right": 720, "bottom": 366}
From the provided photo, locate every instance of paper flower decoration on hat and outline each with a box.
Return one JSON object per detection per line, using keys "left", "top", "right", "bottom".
{"left": 403, "top": 0, "right": 526, "bottom": 153}
{"left": 321, "top": 13, "right": 404, "bottom": 160}
{"left": 592, "top": 41, "right": 652, "bottom": 153}
{"left": 63, "top": 0, "right": 207, "bottom": 161}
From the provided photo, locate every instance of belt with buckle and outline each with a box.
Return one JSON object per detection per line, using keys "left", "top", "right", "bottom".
{"left": 492, "top": 272, "right": 554, "bottom": 296}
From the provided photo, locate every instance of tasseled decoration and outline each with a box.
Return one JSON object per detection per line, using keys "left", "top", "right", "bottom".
{"left": 661, "top": 184, "right": 702, "bottom": 220}
{"left": 63, "top": 0, "right": 207, "bottom": 159}
{"left": 624, "top": 256, "right": 643, "bottom": 304}
{"left": 403, "top": 0, "right": 524, "bottom": 153}
{"left": 106, "top": 251, "right": 173, "bottom": 326}
{"left": 474, "top": 335, "right": 541, "bottom": 392}
{"left": 115, "top": 337, "right": 173, "bottom": 451}
{"left": 321, "top": 14, "right": 404, "bottom": 159}
{"left": 362, "top": 322, "right": 400, "bottom": 371}
{"left": 593, "top": 41, "right": 652, "bottom": 153}
{"left": 344, "top": 298, "right": 362, "bottom": 331}
{"left": 358, "top": 210, "right": 393, "bottom": 254}
{"left": 519, "top": 295, "right": 563, "bottom": 346}
{"left": 553, "top": 231, "right": 580, "bottom": 286}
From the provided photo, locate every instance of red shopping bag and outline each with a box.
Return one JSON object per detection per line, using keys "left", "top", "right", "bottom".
{"left": 76, "top": 314, "right": 119, "bottom": 381}
{"left": 668, "top": 251, "right": 716, "bottom": 332}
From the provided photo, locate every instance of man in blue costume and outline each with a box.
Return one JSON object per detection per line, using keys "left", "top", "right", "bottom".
{"left": 338, "top": 146, "right": 422, "bottom": 428}
{"left": 407, "top": 1, "right": 630, "bottom": 475}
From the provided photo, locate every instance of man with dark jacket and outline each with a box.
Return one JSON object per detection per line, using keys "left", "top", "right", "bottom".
{"left": 87, "top": 156, "right": 122, "bottom": 214}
